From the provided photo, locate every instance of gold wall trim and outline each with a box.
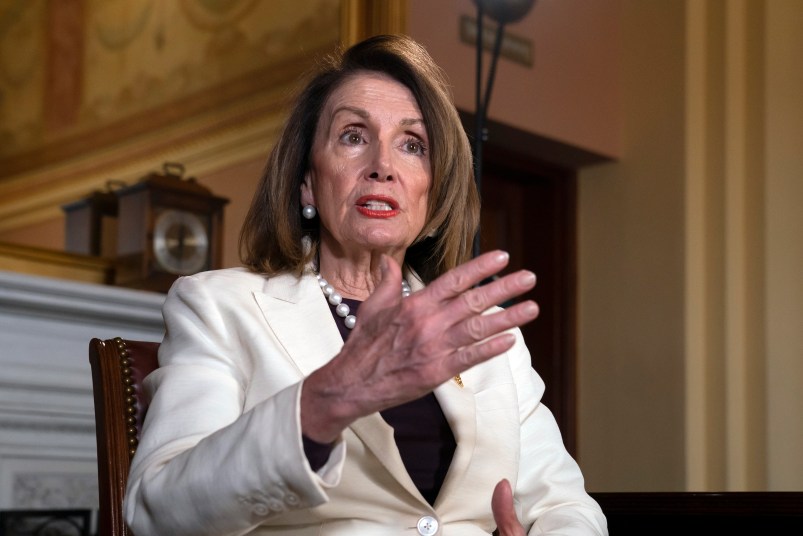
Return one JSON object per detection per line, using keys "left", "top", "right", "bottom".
{"left": 684, "top": 0, "right": 768, "bottom": 491}
{"left": 340, "top": 0, "right": 407, "bottom": 46}
{"left": 0, "top": 45, "right": 331, "bottom": 232}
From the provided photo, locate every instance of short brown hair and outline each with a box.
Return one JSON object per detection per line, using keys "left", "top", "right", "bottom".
{"left": 239, "top": 34, "right": 479, "bottom": 283}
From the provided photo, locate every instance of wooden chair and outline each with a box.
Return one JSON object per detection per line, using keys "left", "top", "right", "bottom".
{"left": 89, "top": 337, "right": 160, "bottom": 536}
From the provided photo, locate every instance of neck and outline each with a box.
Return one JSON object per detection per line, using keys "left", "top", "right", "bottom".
{"left": 317, "top": 242, "right": 406, "bottom": 300}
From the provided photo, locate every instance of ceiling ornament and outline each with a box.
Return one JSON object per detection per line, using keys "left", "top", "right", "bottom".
{"left": 91, "top": 0, "right": 153, "bottom": 51}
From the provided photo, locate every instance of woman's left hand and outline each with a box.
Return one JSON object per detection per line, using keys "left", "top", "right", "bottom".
{"left": 492, "top": 479, "right": 526, "bottom": 536}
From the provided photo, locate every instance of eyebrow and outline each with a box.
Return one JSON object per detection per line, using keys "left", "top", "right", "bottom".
{"left": 400, "top": 117, "right": 426, "bottom": 127}
{"left": 332, "top": 106, "right": 370, "bottom": 120}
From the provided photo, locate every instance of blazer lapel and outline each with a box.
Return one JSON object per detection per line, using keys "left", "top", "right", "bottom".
{"left": 432, "top": 377, "right": 477, "bottom": 510}
{"left": 349, "top": 414, "right": 424, "bottom": 501}
{"left": 253, "top": 271, "right": 342, "bottom": 377}
{"left": 346, "top": 377, "right": 481, "bottom": 512}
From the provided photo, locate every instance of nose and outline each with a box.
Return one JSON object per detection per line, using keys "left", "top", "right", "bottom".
{"left": 367, "top": 141, "right": 393, "bottom": 182}
{"left": 368, "top": 170, "right": 392, "bottom": 181}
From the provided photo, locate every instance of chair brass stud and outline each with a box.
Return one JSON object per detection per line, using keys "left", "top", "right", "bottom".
{"left": 110, "top": 339, "right": 148, "bottom": 462}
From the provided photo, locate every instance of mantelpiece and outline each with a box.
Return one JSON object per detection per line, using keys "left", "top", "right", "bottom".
{"left": 0, "top": 270, "right": 164, "bottom": 512}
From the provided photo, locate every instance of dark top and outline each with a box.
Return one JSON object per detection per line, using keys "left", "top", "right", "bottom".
{"left": 302, "top": 297, "right": 457, "bottom": 505}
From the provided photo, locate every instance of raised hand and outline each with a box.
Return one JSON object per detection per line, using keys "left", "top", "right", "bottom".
{"left": 301, "top": 250, "right": 539, "bottom": 443}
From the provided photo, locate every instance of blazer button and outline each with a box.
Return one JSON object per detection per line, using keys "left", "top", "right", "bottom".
{"left": 417, "top": 515, "right": 439, "bottom": 536}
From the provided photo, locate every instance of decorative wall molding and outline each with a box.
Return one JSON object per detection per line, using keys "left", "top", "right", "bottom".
{"left": 0, "top": 269, "right": 164, "bottom": 329}
{"left": 0, "top": 65, "right": 297, "bottom": 232}
{"left": 0, "top": 242, "right": 112, "bottom": 285}
{"left": 13, "top": 473, "right": 97, "bottom": 509}
{"left": 0, "top": 419, "right": 94, "bottom": 436}
{"left": 684, "top": 0, "right": 769, "bottom": 491}
{"left": 0, "top": 270, "right": 164, "bottom": 508}
{"left": 0, "top": 0, "right": 341, "bottom": 232}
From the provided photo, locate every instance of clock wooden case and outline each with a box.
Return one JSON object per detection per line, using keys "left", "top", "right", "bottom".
{"left": 63, "top": 189, "right": 119, "bottom": 258}
{"left": 114, "top": 163, "right": 229, "bottom": 293}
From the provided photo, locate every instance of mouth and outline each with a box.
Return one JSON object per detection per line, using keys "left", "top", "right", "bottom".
{"left": 361, "top": 200, "right": 394, "bottom": 211}
{"left": 355, "top": 195, "right": 400, "bottom": 218}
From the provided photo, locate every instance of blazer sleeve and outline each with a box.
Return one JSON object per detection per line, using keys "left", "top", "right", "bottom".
{"left": 123, "top": 275, "right": 346, "bottom": 536}
{"left": 507, "top": 329, "right": 609, "bottom": 536}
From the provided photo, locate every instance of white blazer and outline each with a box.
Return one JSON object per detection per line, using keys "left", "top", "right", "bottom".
{"left": 124, "top": 267, "right": 607, "bottom": 535}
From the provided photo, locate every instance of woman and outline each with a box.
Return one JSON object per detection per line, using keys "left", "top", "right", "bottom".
{"left": 124, "top": 35, "right": 607, "bottom": 535}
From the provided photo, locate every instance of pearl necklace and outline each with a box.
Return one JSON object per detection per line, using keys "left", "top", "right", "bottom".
{"left": 317, "top": 273, "right": 411, "bottom": 329}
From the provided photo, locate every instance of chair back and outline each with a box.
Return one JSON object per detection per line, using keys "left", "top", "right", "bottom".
{"left": 89, "top": 337, "right": 160, "bottom": 536}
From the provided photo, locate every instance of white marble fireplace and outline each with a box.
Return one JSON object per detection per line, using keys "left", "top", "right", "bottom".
{"left": 0, "top": 270, "right": 164, "bottom": 513}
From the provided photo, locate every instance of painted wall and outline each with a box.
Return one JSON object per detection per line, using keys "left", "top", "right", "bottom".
{"left": 578, "top": 0, "right": 803, "bottom": 492}
{"left": 407, "top": 0, "right": 622, "bottom": 158}
{"left": 0, "top": 0, "right": 338, "bottom": 159}
{"left": 201, "top": 154, "right": 268, "bottom": 268}
{"left": 576, "top": 1, "right": 686, "bottom": 491}
{"left": 0, "top": 0, "right": 338, "bottom": 245}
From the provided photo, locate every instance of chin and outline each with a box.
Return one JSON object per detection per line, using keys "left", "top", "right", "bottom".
{"left": 355, "top": 231, "right": 411, "bottom": 253}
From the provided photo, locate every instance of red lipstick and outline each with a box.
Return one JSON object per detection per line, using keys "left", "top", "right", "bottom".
{"left": 355, "top": 195, "right": 400, "bottom": 218}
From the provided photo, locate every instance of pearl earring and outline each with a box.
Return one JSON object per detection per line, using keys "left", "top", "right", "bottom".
{"left": 302, "top": 205, "right": 317, "bottom": 219}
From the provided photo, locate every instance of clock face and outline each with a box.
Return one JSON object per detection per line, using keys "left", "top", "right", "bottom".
{"left": 152, "top": 209, "right": 210, "bottom": 275}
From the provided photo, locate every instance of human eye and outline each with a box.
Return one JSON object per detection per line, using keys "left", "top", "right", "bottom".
{"left": 402, "top": 137, "right": 427, "bottom": 156}
{"left": 339, "top": 127, "right": 365, "bottom": 146}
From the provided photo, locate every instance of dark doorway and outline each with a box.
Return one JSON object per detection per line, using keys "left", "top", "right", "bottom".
{"left": 462, "top": 110, "right": 610, "bottom": 456}
{"left": 480, "top": 147, "right": 577, "bottom": 454}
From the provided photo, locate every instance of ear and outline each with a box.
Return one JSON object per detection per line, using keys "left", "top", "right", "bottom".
{"left": 300, "top": 172, "right": 315, "bottom": 207}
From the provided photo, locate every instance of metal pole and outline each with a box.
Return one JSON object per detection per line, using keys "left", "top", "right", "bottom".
{"left": 473, "top": 10, "right": 507, "bottom": 260}
{"left": 473, "top": 5, "right": 485, "bottom": 259}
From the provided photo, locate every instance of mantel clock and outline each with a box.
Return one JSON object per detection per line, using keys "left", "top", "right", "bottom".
{"left": 114, "top": 163, "right": 229, "bottom": 293}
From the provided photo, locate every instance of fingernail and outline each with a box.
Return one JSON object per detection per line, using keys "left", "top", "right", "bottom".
{"left": 495, "top": 251, "right": 509, "bottom": 264}
{"left": 519, "top": 271, "right": 536, "bottom": 285}
{"left": 379, "top": 255, "right": 389, "bottom": 275}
